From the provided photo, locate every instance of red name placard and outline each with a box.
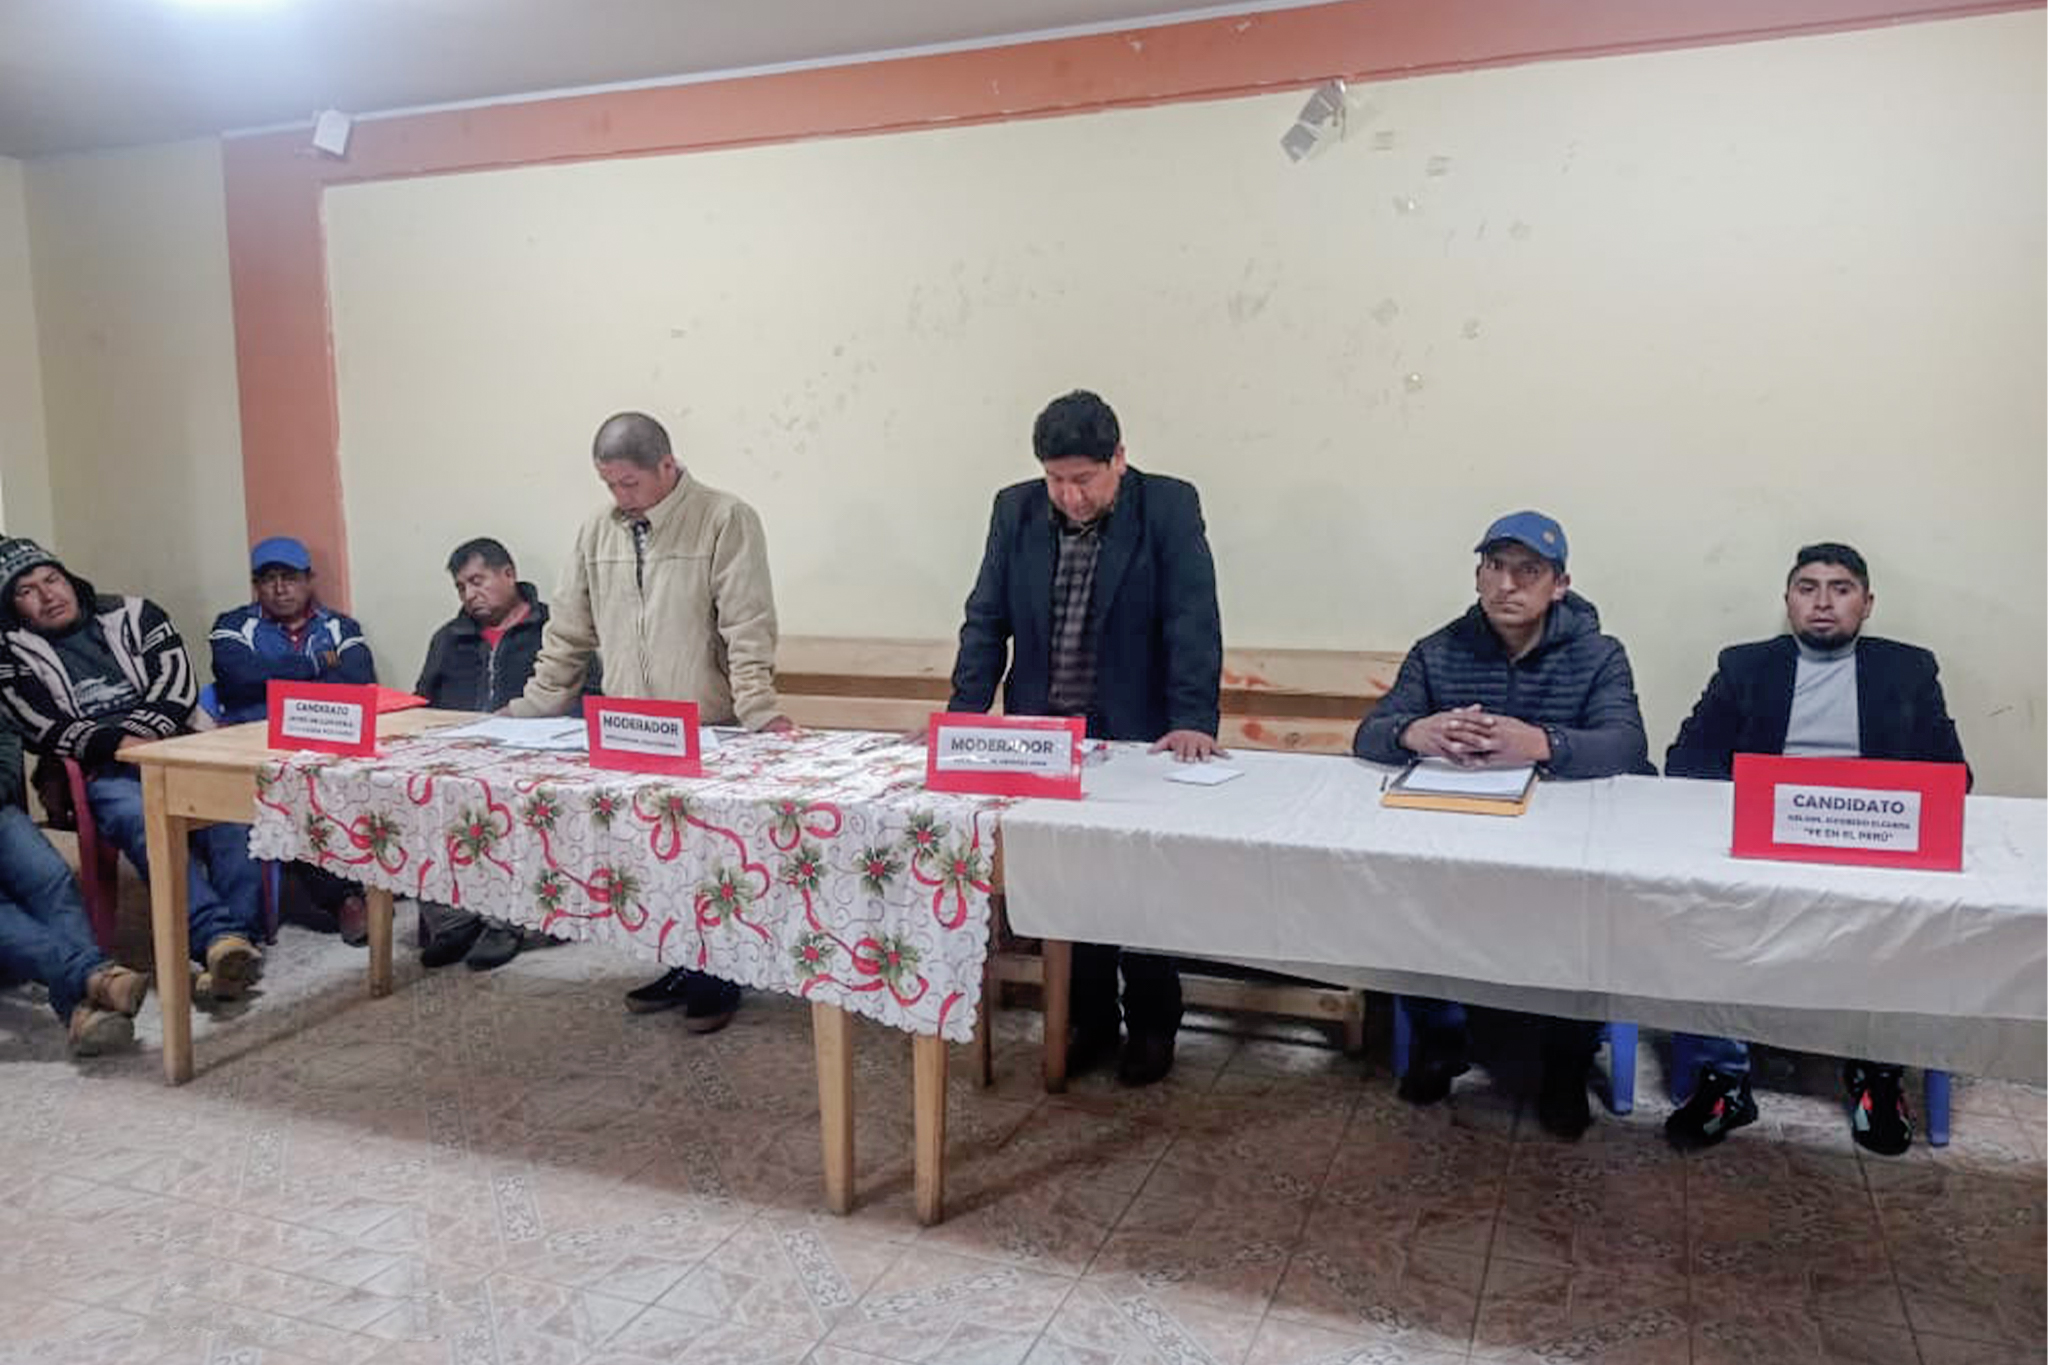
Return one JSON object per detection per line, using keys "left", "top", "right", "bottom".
{"left": 1731, "top": 754, "right": 1966, "bottom": 872}
{"left": 267, "top": 681, "right": 377, "bottom": 757}
{"left": 926, "top": 713, "right": 1085, "bottom": 799}
{"left": 585, "top": 697, "right": 702, "bottom": 776}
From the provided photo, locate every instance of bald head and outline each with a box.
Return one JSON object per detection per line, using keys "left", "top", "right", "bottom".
{"left": 593, "top": 411, "right": 672, "bottom": 469}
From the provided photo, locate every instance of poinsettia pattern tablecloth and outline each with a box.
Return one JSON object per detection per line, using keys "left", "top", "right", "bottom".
{"left": 248, "top": 728, "right": 1009, "bottom": 1041}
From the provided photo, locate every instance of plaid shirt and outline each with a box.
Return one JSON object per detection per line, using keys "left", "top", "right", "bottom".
{"left": 1047, "top": 509, "right": 1106, "bottom": 716}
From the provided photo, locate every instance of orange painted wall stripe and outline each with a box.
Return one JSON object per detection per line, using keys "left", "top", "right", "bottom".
{"left": 221, "top": 0, "right": 2040, "bottom": 608}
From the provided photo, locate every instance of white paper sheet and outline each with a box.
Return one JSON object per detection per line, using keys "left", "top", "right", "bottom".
{"left": 434, "top": 717, "right": 589, "bottom": 750}
{"left": 1165, "top": 763, "right": 1244, "bottom": 787}
{"left": 1397, "top": 759, "right": 1534, "bottom": 797}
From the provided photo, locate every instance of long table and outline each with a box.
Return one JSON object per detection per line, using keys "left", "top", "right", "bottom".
{"left": 1000, "top": 746, "right": 2048, "bottom": 1086}
{"left": 129, "top": 713, "right": 1004, "bottom": 1224}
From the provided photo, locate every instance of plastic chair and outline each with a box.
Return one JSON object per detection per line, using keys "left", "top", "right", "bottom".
{"left": 59, "top": 757, "right": 122, "bottom": 952}
{"left": 1389, "top": 1000, "right": 1636, "bottom": 1114}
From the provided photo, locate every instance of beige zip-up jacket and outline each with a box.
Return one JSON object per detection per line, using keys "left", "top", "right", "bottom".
{"left": 509, "top": 470, "right": 781, "bottom": 727}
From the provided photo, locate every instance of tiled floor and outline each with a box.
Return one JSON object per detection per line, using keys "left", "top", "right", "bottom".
{"left": 0, "top": 917, "right": 2040, "bottom": 1365}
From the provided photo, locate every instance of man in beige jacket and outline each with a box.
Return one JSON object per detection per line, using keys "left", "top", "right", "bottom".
{"left": 510, "top": 410, "right": 788, "bottom": 1031}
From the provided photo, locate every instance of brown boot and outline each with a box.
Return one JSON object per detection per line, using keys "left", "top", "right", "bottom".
{"left": 85, "top": 964, "right": 150, "bottom": 1017}
{"left": 68, "top": 1005, "right": 135, "bottom": 1056}
{"left": 203, "top": 935, "right": 262, "bottom": 1001}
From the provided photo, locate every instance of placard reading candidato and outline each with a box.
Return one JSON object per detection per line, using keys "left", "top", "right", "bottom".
{"left": 280, "top": 698, "right": 366, "bottom": 745}
{"left": 266, "top": 681, "right": 376, "bottom": 756}
{"left": 1772, "top": 784, "right": 1922, "bottom": 852}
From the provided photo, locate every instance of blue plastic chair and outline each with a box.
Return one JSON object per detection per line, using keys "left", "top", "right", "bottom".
{"left": 1388, "top": 1000, "right": 1637, "bottom": 1114}
{"left": 198, "top": 685, "right": 283, "bottom": 944}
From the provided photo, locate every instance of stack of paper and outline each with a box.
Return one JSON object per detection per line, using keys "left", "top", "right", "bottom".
{"left": 1382, "top": 759, "right": 1537, "bottom": 815}
{"left": 434, "top": 717, "right": 589, "bottom": 751}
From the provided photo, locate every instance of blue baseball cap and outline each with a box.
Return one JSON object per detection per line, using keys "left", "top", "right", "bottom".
{"left": 1475, "top": 510, "right": 1567, "bottom": 569}
{"left": 250, "top": 536, "right": 312, "bottom": 573}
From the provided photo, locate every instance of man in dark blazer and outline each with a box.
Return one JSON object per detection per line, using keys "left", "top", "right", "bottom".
{"left": 948, "top": 389, "right": 1223, "bottom": 1086}
{"left": 1664, "top": 541, "right": 1968, "bottom": 1156}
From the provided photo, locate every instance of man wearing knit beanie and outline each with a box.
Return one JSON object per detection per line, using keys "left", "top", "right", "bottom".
{"left": 0, "top": 538, "right": 266, "bottom": 999}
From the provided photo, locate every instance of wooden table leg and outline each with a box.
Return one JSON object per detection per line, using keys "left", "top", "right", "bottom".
{"left": 811, "top": 1001, "right": 855, "bottom": 1215}
{"left": 142, "top": 765, "right": 194, "bottom": 1085}
{"left": 365, "top": 887, "right": 395, "bottom": 997}
{"left": 1041, "top": 938, "right": 1072, "bottom": 1094}
{"left": 973, "top": 945, "right": 995, "bottom": 1089}
{"left": 913, "top": 1032, "right": 948, "bottom": 1226}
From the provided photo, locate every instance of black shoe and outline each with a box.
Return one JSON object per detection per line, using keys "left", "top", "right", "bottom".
{"left": 1063, "top": 1024, "right": 1118, "bottom": 1078}
{"left": 464, "top": 923, "right": 522, "bottom": 972}
{"left": 1397, "top": 1028, "right": 1469, "bottom": 1106}
{"left": 1846, "top": 1062, "right": 1914, "bottom": 1156}
{"left": 420, "top": 912, "right": 484, "bottom": 968}
{"left": 625, "top": 967, "right": 695, "bottom": 1014}
{"left": 1665, "top": 1066, "right": 1759, "bottom": 1151}
{"left": 1537, "top": 1051, "right": 1595, "bottom": 1140}
{"left": 681, "top": 975, "right": 742, "bottom": 1034}
{"left": 1117, "top": 1032, "right": 1176, "bottom": 1088}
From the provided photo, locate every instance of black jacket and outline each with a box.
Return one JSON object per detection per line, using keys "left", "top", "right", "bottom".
{"left": 1665, "top": 634, "right": 1969, "bottom": 786}
{"left": 947, "top": 467, "right": 1223, "bottom": 742}
{"left": 414, "top": 584, "right": 556, "bottom": 713}
{"left": 1354, "top": 592, "right": 1655, "bottom": 779}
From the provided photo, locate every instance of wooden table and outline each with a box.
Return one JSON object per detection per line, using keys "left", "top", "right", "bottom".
{"left": 127, "top": 711, "right": 963, "bottom": 1224}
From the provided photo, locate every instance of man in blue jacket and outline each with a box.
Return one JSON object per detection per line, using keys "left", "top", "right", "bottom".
{"left": 1354, "top": 511, "right": 1654, "bottom": 1138}
{"left": 209, "top": 535, "right": 377, "bottom": 943}
{"left": 948, "top": 389, "right": 1224, "bottom": 1087}
{"left": 1663, "top": 541, "right": 1967, "bottom": 1156}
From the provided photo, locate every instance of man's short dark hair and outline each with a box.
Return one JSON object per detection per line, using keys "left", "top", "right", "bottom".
{"left": 1788, "top": 541, "right": 1870, "bottom": 590}
{"left": 447, "top": 537, "right": 515, "bottom": 577}
{"left": 593, "top": 411, "right": 672, "bottom": 470}
{"left": 1032, "top": 390, "right": 1121, "bottom": 463}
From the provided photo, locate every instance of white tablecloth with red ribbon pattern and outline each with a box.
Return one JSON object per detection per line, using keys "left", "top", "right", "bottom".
{"left": 248, "top": 727, "right": 1009, "bottom": 1041}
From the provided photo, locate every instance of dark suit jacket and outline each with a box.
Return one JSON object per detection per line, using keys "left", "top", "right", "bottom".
{"left": 947, "top": 467, "right": 1222, "bottom": 742}
{"left": 1665, "top": 635, "right": 1969, "bottom": 786}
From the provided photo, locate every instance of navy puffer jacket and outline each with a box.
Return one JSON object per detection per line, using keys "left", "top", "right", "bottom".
{"left": 1353, "top": 592, "right": 1655, "bottom": 779}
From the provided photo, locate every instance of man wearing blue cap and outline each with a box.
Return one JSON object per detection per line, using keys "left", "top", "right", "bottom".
{"left": 209, "top": 536, "right": 377, "bottom": 942}
{"left": 1354, "top": 511, "right": 1654, "bottom": 1137}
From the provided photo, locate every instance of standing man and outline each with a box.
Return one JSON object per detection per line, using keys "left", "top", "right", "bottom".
{"left": 414, "top": 536, "right": 561, "bottom": 971}
{"left": 1663, "top": 541, "right": 1967, "bottom": 1156}
{"left": 0, "top": 538, "right": 266, "bottom": 1000}
{"left": 509, "top": 412, "right": 788, "bottom": 1032}
{"left": 1354, "top": 512, "right": 1654, "bottom": 1138}
{"left": 208, "top": 535, "right": 377, "bottom": 944}
{"left": 947, "top": 389, "right": 1224, "bottom": 1087}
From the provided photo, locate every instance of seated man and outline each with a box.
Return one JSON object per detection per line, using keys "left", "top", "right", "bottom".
{"left": 412, "top": 537, "right": 558, "bottom": 971}
{"left": 208, "top": 536, "right": 376, "bottom": 944}
{"left": 1354, "top": 511, "right": 1654, "bottom": 1138}
{"left": 946, "top": 389, "right": 1224, "bottom": 1087}
{"left": 0, "top": 715, "right": 150, "bottom": 1055}
{"left": 0, "top": 538, "right": 266, "bottom": 1000}
{"left": 1663, "top": 541, "right": 1968, "bottom": 1156}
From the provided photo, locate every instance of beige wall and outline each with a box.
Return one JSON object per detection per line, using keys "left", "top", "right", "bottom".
{"left": 0, "top": 157, "right": 52, "bottom": 541}
{"left": 22, "top": 138, "right": 249, "bottom": 652}
{"left": 325, "top": 12, "right": 2046, "bottom": 795}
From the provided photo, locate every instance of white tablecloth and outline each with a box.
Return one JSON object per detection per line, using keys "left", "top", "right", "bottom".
{"left": 1000, "top": 748, "right": 2048, "bottom": 1081}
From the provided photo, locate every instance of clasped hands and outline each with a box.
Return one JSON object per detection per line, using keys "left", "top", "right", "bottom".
{"left": 1400, "top": 704, "right": 1549, "bottom": 769}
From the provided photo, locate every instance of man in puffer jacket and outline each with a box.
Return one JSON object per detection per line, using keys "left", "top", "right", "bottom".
{"left": 1354, "top": 511, "right": 1654, "bottom": 1139}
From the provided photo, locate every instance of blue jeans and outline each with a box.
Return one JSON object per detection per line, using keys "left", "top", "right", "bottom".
{"left": 87, "top": 769, "right": 262, "bottom": 962}
{"left": 1672, "top": 1034, "right": 1752, "bottom": 1097}
{"left": 0, "top": 804, "right": 106, "bottom": 1021}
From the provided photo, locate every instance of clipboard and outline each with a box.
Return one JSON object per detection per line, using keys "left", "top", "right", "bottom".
{"left": 1381, "top": 760, "right": 1537, "bottom": 816}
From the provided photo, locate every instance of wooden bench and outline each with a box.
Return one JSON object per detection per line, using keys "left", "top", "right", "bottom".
{"left": 778, "top": 635, "right": 1401, "bottom": 1063}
